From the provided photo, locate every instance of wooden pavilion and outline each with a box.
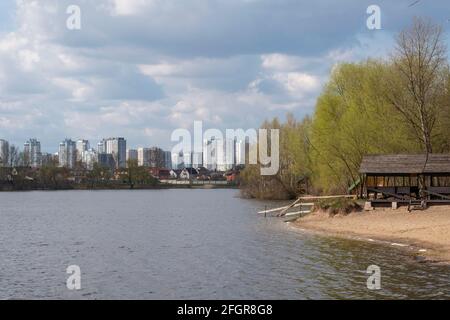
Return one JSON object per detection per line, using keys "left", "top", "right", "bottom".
{"left": 359, "top": 154, "right": 450, "bottom": 206}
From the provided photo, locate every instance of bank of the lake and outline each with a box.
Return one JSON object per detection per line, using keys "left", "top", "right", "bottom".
{"left": 0, "top": 182, "right": 238, "bottom": 191}
{"left": 294, "top": 206, "right": 450, "bottom": 264}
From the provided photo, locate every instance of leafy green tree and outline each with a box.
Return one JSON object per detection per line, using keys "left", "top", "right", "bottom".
{"left": 240, "top": 115, "right": 311, "bottom": 199}
{"left": 39, "top": 160, "right": 70, "bottom": 189}
{"left": 309, "top": 61, "right": 423, "bottom": 193}
{"left": 242, "top": 17, "right": 450, "bottom": 198}
{"left": 119, "top": 159, "right": 158, "bottom": 187}
{"left": 87, "top": 163, "right": 112, "bottom": 186}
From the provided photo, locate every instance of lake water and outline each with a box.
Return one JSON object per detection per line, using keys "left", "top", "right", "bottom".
{"left": 0, "top": 189, "right": 448, "bottom": 299}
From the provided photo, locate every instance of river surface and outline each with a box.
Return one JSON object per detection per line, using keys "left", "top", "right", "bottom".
{"left": 0, "top": 189, "right": 448, "bottom": 299}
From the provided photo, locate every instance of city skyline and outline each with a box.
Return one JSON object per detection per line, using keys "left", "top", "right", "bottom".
{"left": 0, "top": 135, "right": 247, "bottom": 171}
{"left": 0, "top": 135, "right": 171, "bottom": 155}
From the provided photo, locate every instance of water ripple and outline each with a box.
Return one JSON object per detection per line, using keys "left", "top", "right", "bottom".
{"left": 0, "top": 189, "right": 449, "bottom": 299}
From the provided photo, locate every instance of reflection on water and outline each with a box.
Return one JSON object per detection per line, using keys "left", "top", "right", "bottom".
{"left": 0, "top": 189, "right": 448, "bottom": 299}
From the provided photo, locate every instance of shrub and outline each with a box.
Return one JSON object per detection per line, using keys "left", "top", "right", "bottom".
{"left": 314, "top": 198, "right": 362, "bottom": 216}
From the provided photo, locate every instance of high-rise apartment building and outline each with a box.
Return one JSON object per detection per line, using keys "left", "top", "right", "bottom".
{"left": 97, "top": 153, "right": 115, "bottom": 171}
{"left": 126, "top": 149, "right": 138, "bottom": 163}
{"left": 192, "top": 152, "right": 203, "bottom": 168}
{"left": 24, "top": 138, "right": 42, "bottom": 168}
{"left": 235, "top": 139, "right": 247, "bottom": 166}
{"left": 41, "top": 153, "right": 55, "bottom": 166}
{"left": 58, "top": 139, "right": 77, "bottom": 169}
{"left": 221, "top": 138, "right": 236, "bottom": 171}
{"left": 148, "top": 147, "right": 165, "bottom": 168}
{"left": 203, "top": 138, "right": 219, "bottom": 171}
{"left": 76, "top": 140, "right": 90, "bottom": 161}
{"left": 163, "top": 151, "right": 172, "bottom": 169}
{"left": 203, "top": 138, "right": 236, "bottom": 171}
{"left": 82, "top": 149, "right": 97, "bottom": 170}
{"left": 137, "top": 148, "right": 150, "bottom": 167}
{"left": 105, "top": 137, "right": 126, "bottom": 169}
{"left": 0, "top": 139, "right": 9, "bottom": 167}
{"left": 171, "top": 152, "right": 182, "bottom": 169}
{"left": 97, "top": 139, "right": 107, "bottom": 154}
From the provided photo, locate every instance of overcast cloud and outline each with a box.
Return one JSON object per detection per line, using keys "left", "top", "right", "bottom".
{"left": 0, "top": 0, "right": 449, "bottom": 152}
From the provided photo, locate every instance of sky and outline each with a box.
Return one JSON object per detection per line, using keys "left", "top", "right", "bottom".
{"left": 0, "top": 0, "right": 449, "bottom": 153}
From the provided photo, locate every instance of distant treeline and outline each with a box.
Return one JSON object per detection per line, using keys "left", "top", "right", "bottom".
{"left": 241, "top": 18, "right": 450, "bottom": 199}
{"left": 0, "top": 160, "right": 160, "bottom": 191}
{"left": 0, "top": 159, "right": 238, "bottom": 191}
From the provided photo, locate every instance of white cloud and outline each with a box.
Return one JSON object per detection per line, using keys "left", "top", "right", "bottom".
{"left": 139, "top": 62, "right": 179, "bottom": 77}
{"left": 17, "top": 49, "right": 40, "bottom": 71}
{"left": 57, "top": 53, "right": 85, "bottom": 70}
{"left": 261, "top": 54, "right": 305, "bottom": 71}
{"left": 51, "top": 77, "right": 93, "bottom": 101}
{"left": 273, "top": 72, "right": 320, "bottom": 94}
{"left": 0, "top": 0, "right": 434, "bottom": 151}
{"left": 110, "top": 0, "right": 155, "bottom": 16}
{"left": 0, "top": 33, "right": 28, "bottom": 52}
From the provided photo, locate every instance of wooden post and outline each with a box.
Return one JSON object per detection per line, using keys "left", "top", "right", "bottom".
{"left": 360, "top": 174, "right": 364, "bottom": 199}
{"left": 364, "top": 201, "right": 373, "bottom": 211}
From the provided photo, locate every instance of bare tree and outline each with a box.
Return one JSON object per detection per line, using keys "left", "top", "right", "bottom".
{"left": 8, "top": 145, "right": 20, "bottom": 167}
{"left": 0, "top": 149, "right": 7, "bottom": 167}
{"left": 386, "top": 17, "right": 448, "bottom": 153}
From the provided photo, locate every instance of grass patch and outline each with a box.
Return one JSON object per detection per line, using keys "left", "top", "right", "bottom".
{"left": 314, "top": 198, "right": 362, "bottom": 217}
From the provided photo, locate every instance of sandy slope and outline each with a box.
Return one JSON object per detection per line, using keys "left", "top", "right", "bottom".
{"left": 294, "top": 206, "right": 450, "bottom": 263}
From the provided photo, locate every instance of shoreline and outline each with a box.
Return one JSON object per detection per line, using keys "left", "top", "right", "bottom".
{"left": 0, "top": 184, "right": 238, "bottom": 192}
{"left": 292, "top": 206, "right": 450, "bottom": 264}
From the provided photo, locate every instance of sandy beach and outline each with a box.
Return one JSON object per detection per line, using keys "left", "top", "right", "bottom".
{"left": 294, "top": 205, "right": 450, "bottom": 263}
